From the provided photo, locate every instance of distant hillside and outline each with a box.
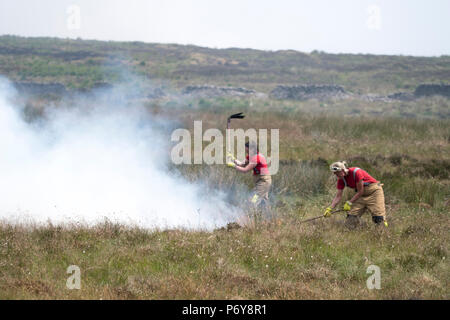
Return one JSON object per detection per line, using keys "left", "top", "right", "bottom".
{"left": 1, "top": 35, "right": 449, "bottom": 94}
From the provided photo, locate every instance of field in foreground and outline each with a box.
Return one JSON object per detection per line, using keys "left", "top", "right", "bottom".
{"left": 0, "top": 204, "right": 448, "bottom": 299}
{"left": 0, "top": 109, "right": 448, "bottom": 300}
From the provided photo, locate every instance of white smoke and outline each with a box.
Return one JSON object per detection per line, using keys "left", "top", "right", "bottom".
{"left": 0, "top": 77, "right": 241, "bottom": 230}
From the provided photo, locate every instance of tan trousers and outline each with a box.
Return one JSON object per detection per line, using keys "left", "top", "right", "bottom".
{"left": 252, "top": 175, "right": 272, "bottom": 207}
{"left": 348, "top": 182, "right": 386, "bottom": 220}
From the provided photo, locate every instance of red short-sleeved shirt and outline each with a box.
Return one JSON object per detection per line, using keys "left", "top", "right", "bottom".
{"left": 337, "top": 167, "right": 378, "bottom": 190}
{"left": 246, "top": 153, "right": 270, "bottom": 176}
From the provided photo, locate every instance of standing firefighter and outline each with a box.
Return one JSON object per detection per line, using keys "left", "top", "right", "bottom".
{"left": 324, "top": 161, "right": 388, "bottom": 227}
{"left": 227, "top": 141, "right": 272, "bottom": 212}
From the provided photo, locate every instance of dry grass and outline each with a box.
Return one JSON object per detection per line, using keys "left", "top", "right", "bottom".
{"left": 1, "top": 103, "right": 449, "bottom": 300}
{"left": 0, "top": 202, "right": 448, "bottom": 299}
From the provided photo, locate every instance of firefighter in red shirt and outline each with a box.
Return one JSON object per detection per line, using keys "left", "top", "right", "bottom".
{"left": 324, "top": 161, "right": 388, "bottom": 227}
{"left": 227, "top": 141, "right": 271, "bottom": 210}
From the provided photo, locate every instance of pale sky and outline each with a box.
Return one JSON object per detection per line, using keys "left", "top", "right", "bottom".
{"left": 0, "top": 0, "right": 449, "bottom": 56}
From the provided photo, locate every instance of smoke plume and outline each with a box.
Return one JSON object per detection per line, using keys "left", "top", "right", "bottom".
{"left": 0, "top": 77, "right": 241, "bottom": 230}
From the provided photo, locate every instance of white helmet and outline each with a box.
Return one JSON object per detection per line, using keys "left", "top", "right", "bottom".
{"left": 330, "top": 161, "right": 348, "bottom": 172}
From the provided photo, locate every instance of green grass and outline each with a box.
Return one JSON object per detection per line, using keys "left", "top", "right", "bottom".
{"left": 0, "top": 108, "right": 448, "bottom": 299}
{"left": 1, "top": 35, "right": 449, "bottom": 93}
{"left": 1, "top": 203, "right": 448, "bottom": 299}
{"left": 0, "top": 36, "right": 449, "bottom": 299}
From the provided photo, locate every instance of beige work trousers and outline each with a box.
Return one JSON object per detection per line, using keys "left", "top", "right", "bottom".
{"left": 252, "top": 175, "right": 272, "bottom": 207}
{"left": 348, "top": 182, "right": 386, "bottom": 220}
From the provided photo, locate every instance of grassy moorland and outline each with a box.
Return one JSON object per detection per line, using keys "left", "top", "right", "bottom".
{"left": 0, "top": 36, "right": 448, "bottom": 299}
{"left": 1, "top": 35, "right": 449, "bottom": 93}
{"left": 0, "top": 102, "right": 448, "bottom": 299}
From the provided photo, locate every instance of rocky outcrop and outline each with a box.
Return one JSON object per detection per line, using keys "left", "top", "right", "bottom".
{"left": 90, "top": 82, "right": 114, "bottom": 90}
{"left": 364, "top": 84, "right": 450, "bottom": 102}
{"left": 147, "top": 87, "right": 166, "bottom": 99}
{"left": 182, "top": 85, "right": 259, "bottom": 98}
{"left": 13, "top": 82, "right": 68, "bottom": 95}
{"left": 270, "top": 84, "right": 351, "bottom": 100}
{"left": 360, "top": 94, "right": 392, "bottom": 103}
{"left": 414, "top": 84, "right": 450, "bottom": 98}
{"left": 271, "top": 83, "right": 450, "bottom": 102}
{"left": 12, "top": 81, "right": 167, "bottom": 100}
{"left": 387, "top": 92, "right": 415, "bottom": 101}
{"left": 11, "top": 80, "right": 450, "bottom": 102}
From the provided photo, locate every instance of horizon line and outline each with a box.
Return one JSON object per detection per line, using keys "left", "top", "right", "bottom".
{"left": 1, "top": 34, "right": 448, "bottom": 59}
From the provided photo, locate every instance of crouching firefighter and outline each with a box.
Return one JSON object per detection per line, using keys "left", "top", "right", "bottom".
{"left": 324, "top": 161, "right": 388, "bottom": 227}
{"left": 227, "top": 141, "right": 272, "bottom": 214}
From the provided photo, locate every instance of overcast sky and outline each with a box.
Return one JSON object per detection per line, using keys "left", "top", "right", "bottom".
{"left": 1, "top": 0, "right": 449, "bottom": 56}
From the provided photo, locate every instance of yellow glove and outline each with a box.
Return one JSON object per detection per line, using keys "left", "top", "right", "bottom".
{"left": 324, "top": 207, "right": 332, "bottom": 218}
{"left": 251, "top": 194, "right": 259, "bottom": 204}
{"left": 343, "top": 201, "right": 352, "bottom": 211}
{"left": 226, "top": 162, "right": 236, "bottom": 168}
{"left": 227, "top": 153, "right": 236, "bottom": 161}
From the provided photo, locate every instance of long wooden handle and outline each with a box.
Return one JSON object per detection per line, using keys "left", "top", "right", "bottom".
{"left": 226, "top": 118, "right": 231, "bottom": 155}
{"left": 298, "top": 209, "right": 345, "bottom": 224}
